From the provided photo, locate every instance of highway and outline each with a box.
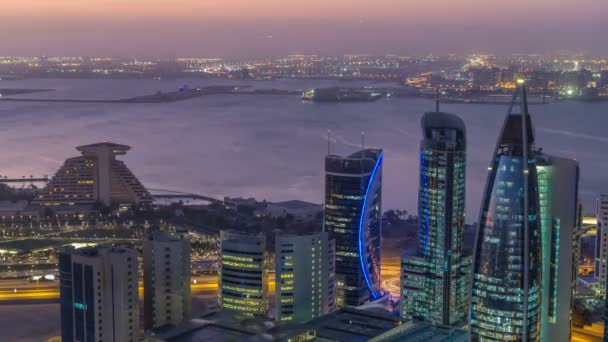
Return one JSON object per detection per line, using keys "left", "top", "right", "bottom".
{"left": 0, "top": 255, "right": 399, "bottom": 302}
{"left": 0, "top": 274, "right": 274, "bottom": 302}
{"left": 572, "top": 323, "right": 603, "bottom": 342}
{"left": 381, "top": 256, "right": 401, "bottom": 298}
{"left": 0, "top": 277, "right": 218, "bottom": 302}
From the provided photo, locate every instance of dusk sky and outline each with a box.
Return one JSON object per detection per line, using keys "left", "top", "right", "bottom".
{"left": 3, "top": 0, "right": 608, "bottom": 57}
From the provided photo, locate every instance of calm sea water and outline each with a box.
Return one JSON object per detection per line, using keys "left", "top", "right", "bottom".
{"left": 1, "top": 78, "right": 606, "bottom": 221}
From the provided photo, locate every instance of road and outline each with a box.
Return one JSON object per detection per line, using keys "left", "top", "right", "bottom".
{"left": 572, "top": 323, "right": 604, "bottom": 342}
{"left": 0, "top": 273, "right": 276, "bottom": 302}
{"left": 381, "top": 256, "right": 401, "bottom": 298}
{"left": 0, "top": 253, "right": 395, "bottom": 303}
{"left": 0, "top": 276, "right": 217, "bottom": 302}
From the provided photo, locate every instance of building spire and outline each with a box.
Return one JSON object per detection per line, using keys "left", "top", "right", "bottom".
{"left": 361, "top": 131, "right": 365, "bottom": 151}
{"left": 435, "top": 87, "right": 440, "bottom": 113}
{"left": 327, "top": 129, "right": 331, "bottom": 155}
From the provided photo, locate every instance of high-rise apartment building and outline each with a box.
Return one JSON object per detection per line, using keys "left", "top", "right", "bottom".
{"left": 275, "top": 232, "right": 335, "bottom": 323}
{"left": 536, "top": 154, "right": 580, "bottom": 341}
{"left": 401, "top": 111, "right": 470, "bottom": 326}
{"left": 33, "top": 142, "right": 152, "bottom": 209}
{"left": 324, "top": 149, "right": 382, "bottom": 307}
{"left": 219, "top": 231, "right": 267, "bottom": 316}
{"left": 59, "top": 246, "right": 139, "bottom": 342}
{"left": 143, "top": 230, "right": 191, "bottom": 330}
{"left": 598, "top": 196, "right": 608, "bottom": 342}
{"left": 596, "top": 195, "right": 608, "bottom": 298}
{"left": 470, "top": 85, "right": 542, "bottom": 341}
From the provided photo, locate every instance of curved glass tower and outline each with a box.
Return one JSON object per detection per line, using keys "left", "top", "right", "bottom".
{"left": 470, "top": 85, "right": 542, "bottom": 341}
{"left": 401, "top": 111, "right": 470, "bottom": 326}
{"left": 325, "top": 149, "right": 382, "bottom": 307}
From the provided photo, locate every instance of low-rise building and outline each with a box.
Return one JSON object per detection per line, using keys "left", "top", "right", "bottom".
{"left": 265, "top": 200, "right": 322, "bottom": 219}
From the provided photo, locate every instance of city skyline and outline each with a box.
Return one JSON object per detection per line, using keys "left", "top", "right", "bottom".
{"left": 0, "top": 81, "right": 603, "bottom": 340}
{"left": 2, "top": 1, "right": 608, "bottom": 336}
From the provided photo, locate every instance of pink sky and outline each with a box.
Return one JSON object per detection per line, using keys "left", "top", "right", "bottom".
{"left": 2, "top": 0, "right": 607, "bottom": 57}
{"left": 8, "top": 0, "right": 607, "bottom": 20}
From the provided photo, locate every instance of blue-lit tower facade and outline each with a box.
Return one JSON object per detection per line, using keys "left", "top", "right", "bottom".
{"left": 324, "top": 149, "right": 382, "bottom": 307}
{"left": 401, "top": 111, "right": 470, "bottom": 326}
{"left": 470, "top": 85, "right": 542, "bottom": 341}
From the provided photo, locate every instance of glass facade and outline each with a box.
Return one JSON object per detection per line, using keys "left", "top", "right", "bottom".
{"left": 219, "top": 233, "right": 268, "bottom": 316}
{"left": 598, "top": 196, "right": 608, "bottom": 299}
{"left": 603, "top": 196, "right": 608, "bottom": 342}
{"left": 325, "top": 149, "right": 382, "bottom": 307}
{"left": 401, "top": 112, "right": 470, "bottom": 326}
{"left": 471, "top": 87, "right": 542, "bottom": 341}
{"left": 59, "top": 251, "right": 74, "bottom": 342}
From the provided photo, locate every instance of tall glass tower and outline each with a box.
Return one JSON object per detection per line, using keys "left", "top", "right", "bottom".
{"left": 537, "top": 154, "right": 580, "bottom": 342}
{"left": 470, "top": 85, "right": 542, "bottom": 341}
{"left": 401, "top": 111, "right": 470, "bottom": 326}
{"left": 324, "top": 148, "right": 382, "bottom": 307}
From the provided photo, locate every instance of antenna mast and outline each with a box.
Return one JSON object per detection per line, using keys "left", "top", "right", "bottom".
{"left": 435, "top": 87, "right": 440, "bottom": 113}
{"left": 361, "top": 131, "right": 365, "bottom": 151}
{"left": 327, "top": 129, "right": 331, "bottom": 155}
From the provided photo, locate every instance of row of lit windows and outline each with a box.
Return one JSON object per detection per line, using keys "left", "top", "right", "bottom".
{"left": 222, "top": 296, "right": 264, "bottom": 307}
{"left": 222, "top": 254, "right": 256, "bottom": 263}
{"left": 221, "top": 260, "right": 261, "bottom": 269}
{"left": 222, "top": 285, "right": 261, "bottom": 295}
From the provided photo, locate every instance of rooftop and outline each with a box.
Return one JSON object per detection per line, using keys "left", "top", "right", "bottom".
{"left": 421, "top": 111, "right": 466, "bottom": 133}
{"left": 76, "top": 141, "right": 131, "bottom": 156}
{"left": 146, "top": 230, "right": 188, "bottom": 242}
{"left": 273, "top": 307, "right": 401, "bottom": 341}
{"left": 270, "top": 200, "right": 321, "bottom": 210}
{"left": 149, "top": 308, "right": 468, "bottom": 342}
{"left": 61, "top": 245, "right": 133, "bottom": 257}
{"left": 149, "top": 311, "right": 274, "bottom": 342}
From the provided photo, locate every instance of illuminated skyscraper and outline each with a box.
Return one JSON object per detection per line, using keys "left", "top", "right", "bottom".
{"left": 324, "top": 149, "right": 382, "bottom": 307}
{"left": 597, "top": 195, "right": 608, "bottom": 342}
{"left": 401, "top": 111, "right": 470, "bottom": 326}
{"left": 33, "top": 142, "right": 152, "bottom": 210}
{"left": 470, "top": 85, "right": 542, "bottom": 341}
{"left": 536, "top": 154, "right": 580, "bottom": 341}
{"left": 596, "top": 195, "right": 608, "bottom": 298}
{"left": 275, "top": 232, "right": 335, "bottom": 323}
{"left": 59, "top": 246, "right": 139, "bottom": 342}
{"left": 143, "top": 230, "right": 191, "bottom": 330}
{"left": 219, "top": 231, "right": 268, "bottom": 316}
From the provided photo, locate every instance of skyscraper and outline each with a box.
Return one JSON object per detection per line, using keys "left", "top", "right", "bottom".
{"left": 275, "top": 232, "right": 336, "bottom": 323}
{"left": 219, "top": 231, "right": 267, "bottom": 316}
{"left": 597, "top": 195, "right": 608, "bottom": 342}
{"left": 33, "top": 142, "right": 152, "bottom": 210}
{"left": 143, "top": 230, "right": 191, "bottom": 330}
{"left": 401, "top": 111, "right": 470, "bottom": 326}
{"left": 324, "top": 148, "right": 382, "bottom": 307}
{"left": 59, "top": 246, "right": 139, "bottom": 342}
{"left": 537, "top": 154, "right": 580, "bottom": 341}
{"left": 470, "top": 85, "right": 542, "bottom": 341}
{"left": 596, "top": 195, "right": 608, "bottom": 298}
